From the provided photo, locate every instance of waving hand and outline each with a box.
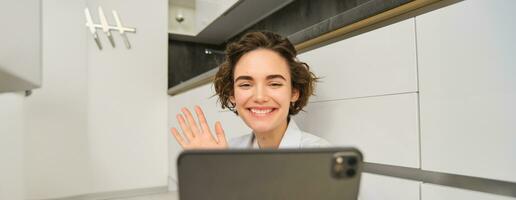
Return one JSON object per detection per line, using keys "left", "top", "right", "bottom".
{"left": 170, "top": 106, "right": 228, "bottom": 150}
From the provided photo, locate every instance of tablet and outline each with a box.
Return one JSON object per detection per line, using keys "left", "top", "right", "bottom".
{"left": 177, "top": 148, "right": 363, "bottom": 200}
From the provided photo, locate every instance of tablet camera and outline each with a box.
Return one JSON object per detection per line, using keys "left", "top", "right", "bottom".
{"left": 331, "top": 155, "right": 358, "bottom": 179}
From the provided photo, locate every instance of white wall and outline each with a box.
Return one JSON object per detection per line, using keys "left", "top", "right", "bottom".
{"left": 22, "top": 0, "right": 169, "bottom": 198}
{"left": 24, "top": 0, "right": 92, "bottom": 197}
{"left": 86, "top": 0, "right": 169, "bottom": 193}
{"left": 0, "top": 93, "right": 25, "bottom": 200}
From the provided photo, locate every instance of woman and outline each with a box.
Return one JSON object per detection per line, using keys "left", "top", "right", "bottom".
{"left": 171, "top": 31, "right": 329, "bottom": 149}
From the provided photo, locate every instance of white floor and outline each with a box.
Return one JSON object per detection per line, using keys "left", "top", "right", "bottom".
{"left": 110, "top": 192, "right": 178, "bottom": 200}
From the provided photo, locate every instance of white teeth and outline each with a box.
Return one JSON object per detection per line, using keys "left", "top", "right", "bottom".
{"left": 250, "top": 108, "right": 273, "bottom": 114}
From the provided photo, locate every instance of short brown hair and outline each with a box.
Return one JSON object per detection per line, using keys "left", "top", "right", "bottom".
{"left": 213, "top": 31, "right": 318, "bottom": 115}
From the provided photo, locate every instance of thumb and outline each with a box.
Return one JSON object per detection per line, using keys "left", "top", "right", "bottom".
{"left": 214, "top": 121, "right": 227, "bottom": 144}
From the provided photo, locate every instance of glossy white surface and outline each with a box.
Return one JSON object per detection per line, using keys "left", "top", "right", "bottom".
{"left": 0, "top": 0, "right": 41, "bottom": 92}
{"left": 294, "top": 93, "right": 420, "bottom": 168}
{"left": 421, "top": 183, "right": 515, "bottom": 200}
{"left": 359, "top": 173, "right": 420, "bottom": 200}
{"left": 417, "top": 0, "right": 516, "bottom": 182}
{"left": 298, "top": 18, "right": 417, "bottom": 102}
{"left": 0, "top": 93, "right": 25, "bottom": 200}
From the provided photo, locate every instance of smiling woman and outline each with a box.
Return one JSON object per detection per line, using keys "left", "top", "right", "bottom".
{"left": 170, "top": 31, "right": 330, "bottom": 149}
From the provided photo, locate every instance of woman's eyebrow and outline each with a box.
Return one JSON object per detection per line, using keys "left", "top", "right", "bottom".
{"left": 266, "top": 74, "right": 286, "bottom": 80}
{"left": 234, "top": 74, "right": 286, "bottom": 81}
{"left": 235, "top": 75, "right": 253, "bottom": 82}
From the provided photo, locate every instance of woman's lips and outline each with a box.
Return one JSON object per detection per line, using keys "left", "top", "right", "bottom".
{"left": 247, "top": 108, "right": 277, "bottom": 117}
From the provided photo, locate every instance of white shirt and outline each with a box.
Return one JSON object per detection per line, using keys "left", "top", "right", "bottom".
{"left": 228, "top": 120, "right": 331, "bottom": 149}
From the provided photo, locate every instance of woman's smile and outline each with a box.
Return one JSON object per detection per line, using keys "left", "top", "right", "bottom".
{"left": 247, "top": 107, "right": 278, "bottom": 118}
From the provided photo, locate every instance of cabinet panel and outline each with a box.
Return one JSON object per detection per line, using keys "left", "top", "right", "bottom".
{"left": 294, "top": 93, "right": 420, "bottom": 168}
{"left": 422, "top": 184, "right": 515, "bottom": 200}
{"left": 359, "top": 173, "right": 420, "bottom": 200}
{"left": 298, "top": 18, "right": 417, "bottom": 102}
{"left": 0, "top": 0, "right": 42, "bottom": 92}
{"left": 0, "top": 93, "right": 25, "bottom": 200}
{"left": 417, "top": 0, "right": 516, "bottom": 182}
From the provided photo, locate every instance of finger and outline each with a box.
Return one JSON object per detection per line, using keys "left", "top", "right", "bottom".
{"left": 194, "top": 105, "right": 211, "bottom": 135}
{"left": 182, "top": 107, "right": 201, "bottom": 135}
{"left": 170, "top": 127, "right": 188, "bottom": 147}
{"left": 215, "top": 121, "right": 227, "bottom": 144}
{"left": 177, "top": 114, "right": 194, "bottom": 140}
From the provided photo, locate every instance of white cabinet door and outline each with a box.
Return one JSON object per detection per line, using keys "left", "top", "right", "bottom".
{"left": 0, "top": 0, "right": 42, "bottom": 92}
{"left": 422, "top": 184, "right": 516, "bottom": 200}
{"left": 294, "top": 93, "right": 420, "bottom": 168}
{"left": 0, "top": 93, "right": 25, "bottom": 200}
{"left": 298, "top": 18, "right": 417, "bottom": 102}
{"left": 359, "top": 173, "right": 420, "bottom": 200}
{"left": 417, "top": 0, "right": 516, "bottom": 182}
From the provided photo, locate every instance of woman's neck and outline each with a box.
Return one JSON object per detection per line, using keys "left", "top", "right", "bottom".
{"left": 254, "top": 119, "right": 289, "bottom": 149}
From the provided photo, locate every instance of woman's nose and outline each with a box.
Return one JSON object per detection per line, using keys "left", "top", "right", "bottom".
{"left": 253, "top": 85, "right": 269, "bottom": 103}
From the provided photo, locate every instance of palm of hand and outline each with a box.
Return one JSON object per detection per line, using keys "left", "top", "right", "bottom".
{"left": 171, "top": 106, "right": 228, "bottom": 150}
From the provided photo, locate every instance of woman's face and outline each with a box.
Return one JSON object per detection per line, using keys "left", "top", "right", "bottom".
{"left": 230, "top": 48, "right": 299, "bottom": 134}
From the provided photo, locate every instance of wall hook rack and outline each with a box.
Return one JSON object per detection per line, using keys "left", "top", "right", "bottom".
{"left": 84, "top": 6, "right": 136, "bottom": 50}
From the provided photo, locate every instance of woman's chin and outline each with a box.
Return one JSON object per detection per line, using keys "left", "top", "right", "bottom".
{"left": 244, "top": 120, "right": 275, "bottom": 134}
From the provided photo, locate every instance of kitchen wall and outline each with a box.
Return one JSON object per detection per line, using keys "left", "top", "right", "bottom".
{"left": 0, "top": 0, "right": 169, "bottom": 199}
{"left": 23, "top": 0, "right": 91, "bottom": 197}
{"left": 85, "top": 0, "right": 168, "bottom": 195}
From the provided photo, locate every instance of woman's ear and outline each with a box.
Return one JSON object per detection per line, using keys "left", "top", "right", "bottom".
{"left": 291, "top": 88, "right": 300, "bottom": 102}
{"left": 229, "top": 96, "right": 236, "bottom": 104}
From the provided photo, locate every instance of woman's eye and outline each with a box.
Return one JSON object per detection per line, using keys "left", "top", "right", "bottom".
{"left": 270, "top": 83, "right": 283, "bottom": 87}
{"left": 238, "top": 83, "right": 251, "bottom": 88}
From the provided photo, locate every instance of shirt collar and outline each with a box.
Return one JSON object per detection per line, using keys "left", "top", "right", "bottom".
{"left": 250, "top": 120, "right": 302, "bottom": 149}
